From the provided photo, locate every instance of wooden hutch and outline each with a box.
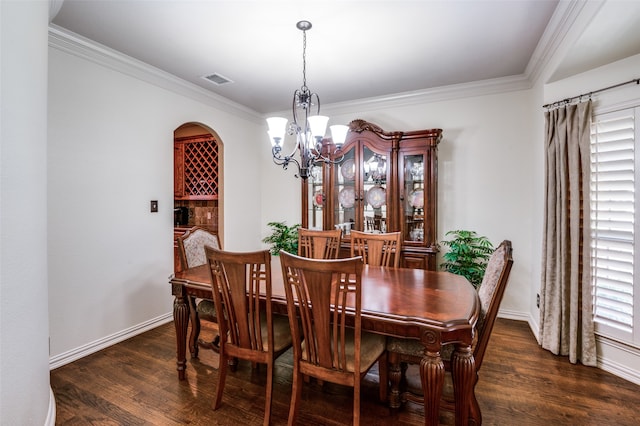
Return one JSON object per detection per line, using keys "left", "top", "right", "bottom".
{"left": 302, "top": 119, "right": 442, "bottom": 270}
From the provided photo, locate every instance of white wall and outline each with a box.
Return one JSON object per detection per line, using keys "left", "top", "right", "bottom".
{"left": 0, "top": 1, "right": 52, "bottom": 424}
{"left": 260, "top": 89, "right": 540, "bottom": 321}
{"left": 47, "top": 36, "right": 264, "bottom": 363}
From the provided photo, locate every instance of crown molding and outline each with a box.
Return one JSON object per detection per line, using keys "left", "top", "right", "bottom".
{"left": 320, "top": 74, "right": 533, "bottom": 117}
{"left": 48, "top": 24, "right": 263, "bottom": 124}
{"left": 528, "top": 0, "right": 606, "bottom": 85}
{"left": 50, "top": 1, "right": 587, "bottom": 123}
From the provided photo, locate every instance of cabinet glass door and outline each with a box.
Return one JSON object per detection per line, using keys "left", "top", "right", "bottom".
{"left": 333, "top": 149, "right": 356, "bottom": 235}
{"left": 306, "top": 165, "right": 324, "bottom": 229}
{"left": 361, "top": 146, "right": 388, "bottom": 233}
{"left": 403, "top": 153, "right": 425, "bottom": 242}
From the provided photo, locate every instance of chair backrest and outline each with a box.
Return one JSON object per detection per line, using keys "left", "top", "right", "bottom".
{"left": 350, "top": 230, "right": 402, "bottom": 267}
{"left": 297, "top": 228, "right": 342, "bottom": 259}
{"left": 280, "top": 251, "right": 363, "bottom": 376}
{"left": 177, "top": 226, "right": 221, "bottom": 269}
{"left": 474, "top": 240, "right": 513, "bottom": 368}
{"left": 205, "top": 247, "right": 273, "bottom": 355}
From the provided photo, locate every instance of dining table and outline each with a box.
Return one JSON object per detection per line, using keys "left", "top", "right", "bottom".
{"left": 169, "top": 257, "right": 480, "bottom": 426}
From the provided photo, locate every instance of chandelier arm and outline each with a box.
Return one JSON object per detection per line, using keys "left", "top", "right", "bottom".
{"left": 272, "top": 147, "right": 303, "bottom": 171}
{"left": 316, "top": 149, "right": 345, "bottom": 165}
{"left": 272, "top": 145, "right": 301, "bottom": 167}
{"left": 292, "top": 89, "right": 303, "bottom": 129}
{"left": 311, "top": 92, "right": 321, "bottom": 116}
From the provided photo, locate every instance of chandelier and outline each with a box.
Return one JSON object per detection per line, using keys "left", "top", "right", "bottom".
{"left": 266, "top": 20, "right": 348, "bottom": 180}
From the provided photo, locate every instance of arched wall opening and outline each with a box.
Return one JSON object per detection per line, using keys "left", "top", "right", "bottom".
{"left": 173, "top": 122, "right": 224, "bottom": 270}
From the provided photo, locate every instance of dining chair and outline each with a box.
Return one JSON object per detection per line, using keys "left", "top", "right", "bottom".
{"left": 297, "top": 228, "right": 342, "bottom": 259}
{"left": 279, "top": 251, "right": 388, "bottom": 426}
{"left": 386, "top": 240, "right": 513, "bottom": 424}
{"left": 350, "top": 230, "right": 402, "bottom": 267}
{"left": 176, "top": 226, "right": 221, "bottom": 356}
{"left": 205, "top": 247, "right": 292, "bottom": 426}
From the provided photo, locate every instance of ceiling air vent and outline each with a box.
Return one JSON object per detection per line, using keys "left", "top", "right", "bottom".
{"left": 202, "top": 73, "right": 233, "bottom": 86}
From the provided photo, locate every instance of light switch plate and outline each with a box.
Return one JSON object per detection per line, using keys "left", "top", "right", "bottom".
{"left": 150, "top": 200, "right": 158, "bottom": 213}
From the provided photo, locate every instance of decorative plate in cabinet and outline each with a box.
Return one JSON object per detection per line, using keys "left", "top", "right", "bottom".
{"left": 338, "top": 186, "right": 355, "bottom": 208}
{"left": 367, "top": 186, "right": 386, "bottom": 208}
{"left": 409, "top": 189, "right": 424, "bottom": 209}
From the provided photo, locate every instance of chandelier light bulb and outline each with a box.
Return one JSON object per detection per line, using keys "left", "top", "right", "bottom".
{"left": 330, "top": 125, "right": 349, "bottom": 146}
{"left": 266, "top": 117, "right": 288, "bottom": 147}
{"left": 308, "top": 115, "right": 329, "bottom": 141}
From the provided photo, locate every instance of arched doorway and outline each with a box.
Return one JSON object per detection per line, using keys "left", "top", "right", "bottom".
{"left": 173, "top": 122, "right": 223, "bottom": 271}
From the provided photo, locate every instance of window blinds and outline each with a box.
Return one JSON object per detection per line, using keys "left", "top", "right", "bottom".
{"left": 590, "top": 109, "right": 635, "bottom": 336}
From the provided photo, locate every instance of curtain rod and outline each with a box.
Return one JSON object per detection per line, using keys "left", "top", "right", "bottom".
{"left": 542, "top": 78, "right": 640, "bottom": 109}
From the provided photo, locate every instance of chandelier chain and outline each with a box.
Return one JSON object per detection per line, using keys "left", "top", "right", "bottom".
{"left": 301, "top": 29, "right": 307, "bottom": 92}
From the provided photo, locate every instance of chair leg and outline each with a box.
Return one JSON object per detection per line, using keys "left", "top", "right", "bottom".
{"left": 378, "top": 352, "right": 388, "bottom": 403}
{"left": 388, "top": 352, "right": 402, "bottom": 410}
{"left": 187, "top": 296, "right": 200, "bottom": 358}
{"left": 213, "top": 352, "right": 228, "bottom": 410}
{"left": 469, "top": 381, "right": 481, "bottom": 425}
{"left": 353, "top": 379, "right": 361, "bottom": 426}
{"left": 263, "top": 361, "right": 273, "bottom": 426}
{"left": 287, "top": 368, "right": 303, "bottom": 426}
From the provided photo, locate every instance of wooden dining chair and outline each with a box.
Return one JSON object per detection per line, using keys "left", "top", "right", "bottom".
{"left": 204, "top": 247, "right": 292, "bottom": 426}
{"left": 279, "top": 251, "right": 388, "bottom": 426}
{"left": 176, "top": 226, "right": 221, "bottom": 357}
{"left": 386, "top": 240, "right": 513, "bottom": 424}
{"left": 297, "top": 228, "right": 342, "bottom": 259}
{"left": 350, "top": 230, "right": 402, "bottom": 267}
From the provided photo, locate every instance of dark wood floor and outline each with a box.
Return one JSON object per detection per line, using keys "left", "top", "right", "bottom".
{"left": 50, "top": 318, "right": 640, "bottom": 425}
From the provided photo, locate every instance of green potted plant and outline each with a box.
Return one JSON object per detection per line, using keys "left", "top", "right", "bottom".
{"left": 262, "top": 221, "right": 300, "bottom": 256}
{"left": 440, "top": 230, "right": 494, "bottom": 289}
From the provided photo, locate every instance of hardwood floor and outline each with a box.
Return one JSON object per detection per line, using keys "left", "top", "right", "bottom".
{"left": 50, "top": 319, "right": 640, "bottom": 425}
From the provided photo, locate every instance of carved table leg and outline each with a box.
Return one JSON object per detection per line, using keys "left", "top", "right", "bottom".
{"left": 420, "top": 350, "right": 444, "bottom": 426}
{"left": 452, "top": 343, "right": 476, "bottom": 426}
{"left": 173, "top": 288, "right": 190, "bottom": 380}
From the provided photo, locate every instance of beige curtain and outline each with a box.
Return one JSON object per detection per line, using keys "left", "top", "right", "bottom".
{"left": 539, "top": 100, "right": 597, "bottom": 366}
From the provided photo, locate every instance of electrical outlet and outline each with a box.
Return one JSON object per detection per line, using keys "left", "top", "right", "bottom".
{"left": 536, "top": 293, "right": 540, "bottom": 308}
{"left": 150, "top": 200, "right": 158, "bottom": 213}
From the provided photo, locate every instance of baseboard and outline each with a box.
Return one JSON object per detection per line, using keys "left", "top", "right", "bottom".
{"left": 596, "top": 335, "right": 640, "bottom": 386}
{"left": 497, "top": 308, "right": 541, "bottom": 342}
{"left": 496, "top": 308, "right": 530, "bottom": 322}
{"left": 46, "top": 387, "right": 56, "bottom": 426}
{"left": 49, "top": 313, "right": 173, "bottom": 370}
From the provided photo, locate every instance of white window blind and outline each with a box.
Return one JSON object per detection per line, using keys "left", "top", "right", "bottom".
{"left": 590, "top": 108, "right": 636, "bottom": 343}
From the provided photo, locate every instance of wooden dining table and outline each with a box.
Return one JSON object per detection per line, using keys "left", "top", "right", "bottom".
{"left": 169, "top": 258, "right": 480, "bottom": 426}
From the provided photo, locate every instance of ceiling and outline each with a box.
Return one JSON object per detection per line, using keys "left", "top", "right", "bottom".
{"left": 51, "top": 1, "right": 640, "bottom": 115}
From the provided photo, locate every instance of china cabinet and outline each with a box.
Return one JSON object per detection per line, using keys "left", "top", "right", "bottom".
{"left": 301, "top": 119, "right": 442, "bottom": 270}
